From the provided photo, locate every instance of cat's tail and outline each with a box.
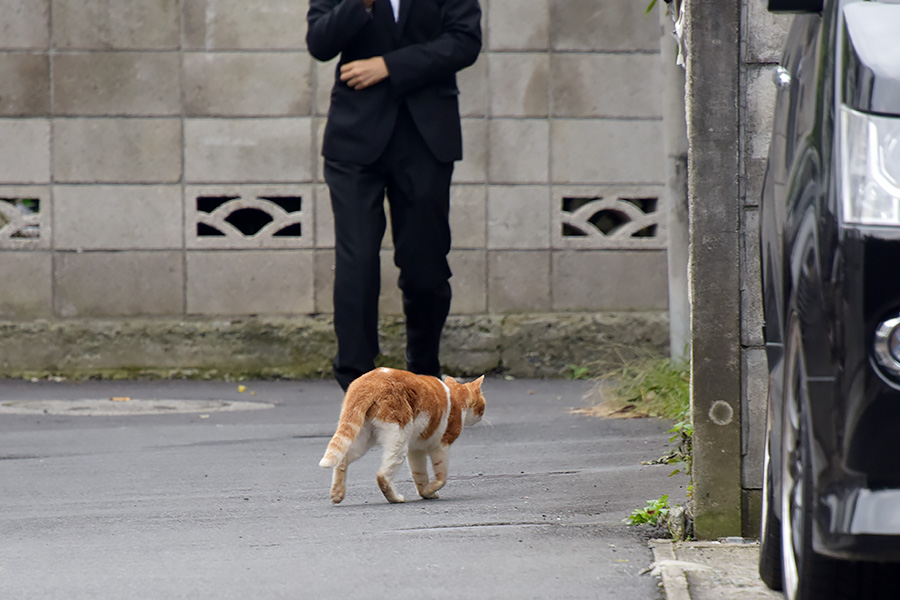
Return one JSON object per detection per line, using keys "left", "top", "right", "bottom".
{"left": 319, "top": 390, "right": 374, "bottom": 468}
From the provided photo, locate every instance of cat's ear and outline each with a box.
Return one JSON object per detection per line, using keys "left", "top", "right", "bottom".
{"left": 473, "top": 375, "right": 485, "bottom": 389}
{"left": 444, "top": 376, "right": 457, "bottom": 385}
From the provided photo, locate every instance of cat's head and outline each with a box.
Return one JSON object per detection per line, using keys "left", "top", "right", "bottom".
{"left": 447, "top": 375, "right": 486, "bottom": 426}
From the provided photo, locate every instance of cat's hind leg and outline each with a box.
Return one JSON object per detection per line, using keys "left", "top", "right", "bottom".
{"left": 330, "top": 458, "right": 348, "bottom": 504}
{"left": 374, "top": 422, "right": 410, "bottom": 504}
{"left": 330, "top": 423, "right": 373, "bottom": 504}
{"left": 422, "top": 445, "right": 449, "bottom": 498}
{"left": 408, "top": 449, "right": 434, "bottom": 500}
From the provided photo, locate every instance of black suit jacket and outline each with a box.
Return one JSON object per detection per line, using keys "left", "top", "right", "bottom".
{"left": 307, "top": 0, "right": 482, "bottom": 165}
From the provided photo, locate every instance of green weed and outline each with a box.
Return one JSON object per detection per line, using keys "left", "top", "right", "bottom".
{"left": 600, "top": 355, "right": 690, "bottom": 421}
{"left": 564, "top": 364, "right": 592, "bottom": 380}
{"left": 624, "top": 495, "right": 670, "bottom": 526}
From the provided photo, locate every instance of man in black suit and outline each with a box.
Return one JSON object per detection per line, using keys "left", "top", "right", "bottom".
{"left": 307, "top": 0, "right": 482, "bottom": 391}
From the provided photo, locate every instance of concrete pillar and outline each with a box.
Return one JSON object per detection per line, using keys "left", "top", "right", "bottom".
{"left": 685, "top": 0, "right": 744, "bottom": 538}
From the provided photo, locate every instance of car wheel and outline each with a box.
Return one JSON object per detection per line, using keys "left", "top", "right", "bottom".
{"left": 780, "top": 317, "right": 839, "bottom": 600}
{"left": 758, "top": 421, "right": 783, "bottom": 590}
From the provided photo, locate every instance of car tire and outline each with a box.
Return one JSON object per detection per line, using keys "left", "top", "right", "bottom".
{"left": 784, "top": 412, "right": 896, "bottom": 600}
{"left": 781, "top": 315, "right": 840, "bottom": 600}
{"left": 758, "top": 423, "right": 783, "bottom": 590}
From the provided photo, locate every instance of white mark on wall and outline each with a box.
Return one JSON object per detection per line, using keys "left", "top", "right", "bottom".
{"left": 708, "top": 400, "right": 734, "bottom": 426}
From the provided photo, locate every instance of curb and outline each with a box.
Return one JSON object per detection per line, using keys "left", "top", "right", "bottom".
{"left": 650, "top": 540, "right": 692, "bottom": 600}
{"left": 650, "top": 539, "right": 781, "bottom": 600}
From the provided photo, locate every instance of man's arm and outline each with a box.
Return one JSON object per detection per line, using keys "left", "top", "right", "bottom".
{"left": 381, "top": 0, "right": 482, "bottom": 97}
{"left": 306, "top": 0, "right": 375, "bottom": 62}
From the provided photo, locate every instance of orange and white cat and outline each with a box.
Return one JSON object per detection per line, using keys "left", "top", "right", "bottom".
{"left": 319, "top": 368, "right": 486, "bottom": 504}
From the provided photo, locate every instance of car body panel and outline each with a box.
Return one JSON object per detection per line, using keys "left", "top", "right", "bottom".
{"left": 762, "top": 0, "right": 900, "bottom": 562}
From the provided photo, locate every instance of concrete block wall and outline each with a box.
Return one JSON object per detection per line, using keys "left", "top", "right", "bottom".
{"left": 739, "top": 0, "right": 791, "bottom": 536}
{"left": 0, "top": 0, "right": 667, "bottom": 327}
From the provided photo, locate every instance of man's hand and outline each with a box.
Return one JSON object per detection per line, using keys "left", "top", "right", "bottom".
{"left": 340, "top": 57, "right": 389, "bottom": 90}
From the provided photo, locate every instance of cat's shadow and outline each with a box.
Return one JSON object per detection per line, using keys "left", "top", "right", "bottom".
{"left": 332, "top": 494, "right": 472, "bottom": 508}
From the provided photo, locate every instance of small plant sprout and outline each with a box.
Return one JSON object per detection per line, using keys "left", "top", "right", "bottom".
{"left": 624, "top": 495, "right": 670, "bottom": 526}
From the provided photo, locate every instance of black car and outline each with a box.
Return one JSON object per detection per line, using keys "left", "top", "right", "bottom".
{"left": 759, "top": 0, "right": 900, "bottom": 598}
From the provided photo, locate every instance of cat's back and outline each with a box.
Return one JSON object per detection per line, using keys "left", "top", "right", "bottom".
{"left": 352, "top": 368, "right": 450, "bottom": 431}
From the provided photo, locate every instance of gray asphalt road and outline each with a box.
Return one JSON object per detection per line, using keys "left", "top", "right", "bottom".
{"left": 0, "top": 378, "right": 686, "bottom": 599}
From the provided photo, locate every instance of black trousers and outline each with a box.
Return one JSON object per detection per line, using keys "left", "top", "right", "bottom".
{"left": 324, "top": 106, "right": 454, "bottom": 391}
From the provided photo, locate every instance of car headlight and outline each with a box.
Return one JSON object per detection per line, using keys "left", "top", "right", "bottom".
{"left": 840, "top": 105, "right": 900, "bottom": 226}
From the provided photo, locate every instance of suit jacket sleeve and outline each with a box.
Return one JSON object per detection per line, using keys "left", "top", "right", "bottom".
{"left": 383, "top": 0, "right": 482, "bottom": 97}
{"left": 306, "top": 0, "right": 373, "bottom": 62}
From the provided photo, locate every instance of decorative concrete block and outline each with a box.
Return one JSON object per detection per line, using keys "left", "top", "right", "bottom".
{"left": 0, "top": 186, "right": 50, "bottom": 249}
{"left": 314, "top": 249, "right": 335, "bottom": 313}
{"left": 458, "top": 54, "right": 488, "bottom": 118}
{"left": 54, "top": 185, "right": 182, "bottom": 250}
{"left": 184, "top": 52, "right": 312, "bottom": 117}
{"left": 0, "top": 54, "right": 49, "bottom": 116}
{"left": 549, "top": 0, "right": 659, "bottom": 52}
{"left": 552, "top": 184, "right": 667, "bottom": 250}
{"left": 450, "top": 184, "right": 487, "bottom": 249}
{"left": 54, "top": 118, "right": 182, "bottom": 183}
{"left": 185, "top": 118, "right": 314, "bottom": 183}
{"left": 0, "top": 119, "right": 50, "bottom": 184}
{"left": 186, "top": 250, "right": 315, "bottom": 315}
{"left": 551, "top": 119, "right": 664, "bottom": 184}
{"left": 449, "top": 250, "right": 487, "bottom": 314}
{"left": 552, "top": 250, "right": 668, "bottom": 310}
{"left": 53, "top": 52, "right": 180, "bottom": 116}
{"left": 454, "top": 118, "right": 488, "bottom": 184}
{"left": 487, "top": 185, "right": 551, "bottom": 249}
{"left": 0, "top": 251, "right": 53, "bottom": 319}
{"left": 489, "top": 54, "right": 549, "bottom": 118}
{"left": 184, "top": 184, "right": 313, "bottom": 249}
{"left": 488, "top": 250, "right": 551, "bottom": 312}
{"left": 489, "top": 119, "right": 549, "bottom": 183}
{"left": 52, "top": 0, "right": 180, "bottom": 49}
{"left": 488, "top": 0, "right": 548, "bottom": 51}
{"left": 314, "top": 58, "right": 339, "bottom": 117}
{"left": 1, "top": 0, "right": 50, "bottom": 49}
{"left": 744, "top": 0, "right": 791, "bottom": 64}
{"left": 314, "top": 184, "right": 335, "bottom": 248}
{"left": 552, "top": 54, "right": 662, "bottom": 118}
{"left": 55, "top": 251, "right": 184, "bottom": 317}
{"left": 183, "top": 0, "right": 308, "bottom": 50}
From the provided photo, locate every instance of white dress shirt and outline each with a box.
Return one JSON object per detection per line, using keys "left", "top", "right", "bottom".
{"left": 389, "top": 0, "right": 400, "bottom": 21}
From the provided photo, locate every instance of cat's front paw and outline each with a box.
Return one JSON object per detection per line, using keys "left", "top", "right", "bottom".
{"left": 330, "top": 487, "right": 345, "bottom": 504}
{"left": 387, "top": 494, "right": 406, "bottom": 504}
{"left": 420, "top": 491, "right": 440, "bottom": 500}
